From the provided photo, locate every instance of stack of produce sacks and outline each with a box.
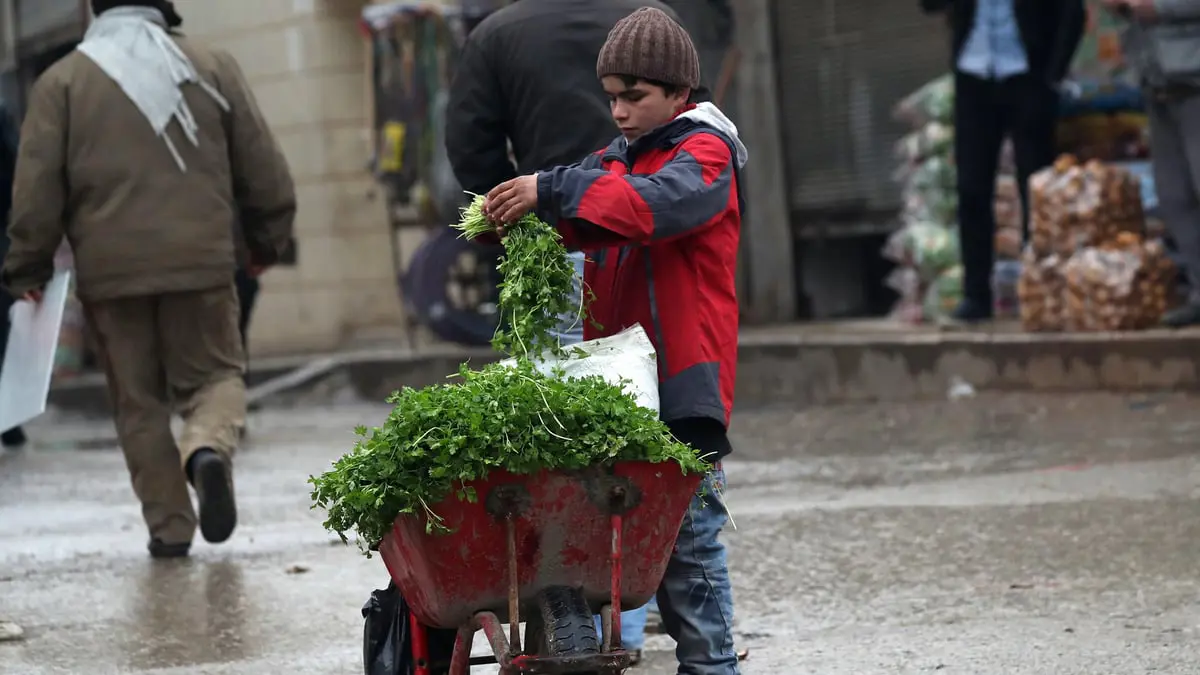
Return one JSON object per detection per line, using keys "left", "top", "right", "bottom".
{"left": 1062, "top": 233, "right": 1176, "bottom": 331}
{"left": 885, "top": 75, "right": 961, "bottom": 324}
{"left": 1016, "top": 249, "right": 1069, "bottom": 332}
{"left": 1017, "top": 155, "right": 1175, "bottom": 331}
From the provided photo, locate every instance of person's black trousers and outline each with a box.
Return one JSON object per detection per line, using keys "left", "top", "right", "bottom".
{"left": 954, "top": 71, "right": 1059, "bottom": 307}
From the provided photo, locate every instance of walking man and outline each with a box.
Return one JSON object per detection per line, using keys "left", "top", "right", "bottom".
{"left": 1105, "top": 0, "right": 1200, "bottom": 326}
{"left": 921, "top": 0, "right": 1085, "bottom": 321}
{"left": 2, "top": 0, "right": 296, "bottom": 558}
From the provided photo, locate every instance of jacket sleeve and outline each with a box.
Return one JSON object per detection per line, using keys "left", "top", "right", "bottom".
{"left": 216, "top": 49, "right": 297, "bottom": 267}
{"left": 1046, "top": 0, "right": 1087, "bottom": 83}
{"left": 536, "top": 133, "right": 736, "bottom": 247}
{"left": 3, "top": 74, "right": 67, "bottom": 298}
{"left": 1155, "top": 0, "right": 1200, "bottom": 20}
{"left": 446, "top": 30, "right": 516, "bottom": 195}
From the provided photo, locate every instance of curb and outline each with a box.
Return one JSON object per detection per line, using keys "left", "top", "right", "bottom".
{"left": 45, "top": 327, "right": 1200, "bottom": 417}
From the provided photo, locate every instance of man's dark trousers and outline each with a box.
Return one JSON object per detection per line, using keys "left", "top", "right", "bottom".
{"left": 954, "top": 71, "right": 1059, "bottom": 308}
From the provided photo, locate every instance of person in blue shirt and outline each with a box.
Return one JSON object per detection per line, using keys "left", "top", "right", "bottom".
{"left": 921, "top": 0, "right": 1085, "bottom": 322}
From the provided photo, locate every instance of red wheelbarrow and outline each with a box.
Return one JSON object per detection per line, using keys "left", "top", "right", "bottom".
{"left": 377, "top": 460, "right": 703, "bottom": 674}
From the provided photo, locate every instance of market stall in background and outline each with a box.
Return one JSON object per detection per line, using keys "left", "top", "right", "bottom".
{"left": 883, "top": 0, "right": 1169, "bottom": 331}
{"left": 361, "top": 0, "right": 506, "bottom": 349}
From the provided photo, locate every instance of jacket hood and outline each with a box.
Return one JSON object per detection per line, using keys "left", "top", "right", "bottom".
{"left": 678, "top": 102, "right": 748, "bottom": 169}
{"left": 605, "top": 102, "right": 749, "bottom": 172}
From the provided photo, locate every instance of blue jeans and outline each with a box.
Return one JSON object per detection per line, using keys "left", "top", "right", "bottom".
{"left": 597, "top": 470, "right": 739, "bottom": 674}
{"left": 594, "top": 597, "right": 654, "bottom": 651}
{"left": 657, "top": 469, "right": 739, "bottom": 674}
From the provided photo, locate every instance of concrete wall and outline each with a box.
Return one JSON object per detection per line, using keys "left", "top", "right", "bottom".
{"left": 173, "top": 0, "right": 407, "bottom": 356}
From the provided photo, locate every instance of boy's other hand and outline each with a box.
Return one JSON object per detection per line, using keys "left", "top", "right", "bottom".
{"left": 485, "top": 174, "right": 538, "bottom": 225}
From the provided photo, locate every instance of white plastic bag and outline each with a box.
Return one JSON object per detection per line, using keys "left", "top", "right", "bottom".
{"left": 500, "top": 324, "right": 661, "bottom": 413}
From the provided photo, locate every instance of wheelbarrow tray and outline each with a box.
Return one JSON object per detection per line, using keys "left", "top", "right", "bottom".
{"left": 378, "top": 460, "right": 703, "bottom": 629}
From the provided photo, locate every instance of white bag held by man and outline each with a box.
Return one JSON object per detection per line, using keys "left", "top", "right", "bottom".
{"left": 501, "top": 324, "right": 661, "bottom": 413}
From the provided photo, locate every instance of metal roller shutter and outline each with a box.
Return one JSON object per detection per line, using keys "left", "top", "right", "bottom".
{"left": 771, "top": 0, "right": 948, "bottom": 218}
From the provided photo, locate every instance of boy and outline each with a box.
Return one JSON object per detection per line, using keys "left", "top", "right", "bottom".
{"left": 484, "top": 7, "right": 746, "bottom": 673}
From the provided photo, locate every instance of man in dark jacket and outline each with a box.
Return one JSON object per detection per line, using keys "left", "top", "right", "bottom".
{"left": 446, "top": 0, "right": 692, "bottom": 195}
{"left": 921, "top": 0, "right": 1086, "bottom": 322}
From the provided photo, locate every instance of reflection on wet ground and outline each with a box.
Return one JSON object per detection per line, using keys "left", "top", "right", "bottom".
{"left": 2, "top": 393, "right": 1199, "bottom": 673}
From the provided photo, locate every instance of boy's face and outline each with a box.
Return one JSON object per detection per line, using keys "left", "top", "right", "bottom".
{"left": 602, "top": 76, "right": 690, "bottom": 142}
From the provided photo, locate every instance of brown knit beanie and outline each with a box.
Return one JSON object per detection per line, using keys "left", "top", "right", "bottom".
{"left": 596, "top": 7, "right": 701, "bottom": 90}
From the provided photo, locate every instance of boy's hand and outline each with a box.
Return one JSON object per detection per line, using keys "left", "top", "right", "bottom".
{"left": 485, "top": 174, "right": 539, "bottom": 225}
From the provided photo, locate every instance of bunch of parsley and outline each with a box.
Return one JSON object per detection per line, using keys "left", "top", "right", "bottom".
{"left": 454, "top": 194, "right": 588, "bottom": 356}
{"left": 309, "top": 195, "right": 706, "bottom": 554}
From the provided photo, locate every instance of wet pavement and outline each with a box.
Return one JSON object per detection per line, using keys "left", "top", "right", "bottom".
{"left": 2, "top": 392, "right": 1199, "bottom": 674}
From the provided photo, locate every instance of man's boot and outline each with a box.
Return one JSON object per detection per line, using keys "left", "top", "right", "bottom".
{"left": 186, "top": 448, "right": 237, "bottom": 543}
{"left": 148, "top": 538, "right": 191, "bottom": 559}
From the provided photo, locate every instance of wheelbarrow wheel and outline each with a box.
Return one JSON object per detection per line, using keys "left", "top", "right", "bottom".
{"left": 524, "top": 586, "right": 600, "bottom": 660}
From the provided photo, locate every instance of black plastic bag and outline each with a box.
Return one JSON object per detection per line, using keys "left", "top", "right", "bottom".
{"left": 363, "top": 582, "right": 459, "bottom": 675}
{"left": 363, "top": 582, "right": 413, "bottom": 675}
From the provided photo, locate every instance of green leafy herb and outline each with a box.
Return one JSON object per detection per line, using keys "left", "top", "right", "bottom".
{"left": 309, "top": 359, "right": 705, "bottom": 552}
{"left": 452, "top": 194, "right": 588, "bottom": 357}
{"left": 309, "top": 192, "right": 707, "bottom": 556}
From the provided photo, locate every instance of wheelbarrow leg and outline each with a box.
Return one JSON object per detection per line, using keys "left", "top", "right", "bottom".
{"left": 476, "top": 612, "right": 516, "bottom": 672}
{"left": 608, "top": 512, "right": 624, "bottom": 652}
{"left": 506, "top": 514, "right": 523, "bottom": 654}
{"left": 410, "top": 616, "right": 430, "bottom": 675}
{"left": 599, "top": 605, "right": 614, "bottom": 653}
{"left": 447, "top": 623, "right": 477, "bottom": 675}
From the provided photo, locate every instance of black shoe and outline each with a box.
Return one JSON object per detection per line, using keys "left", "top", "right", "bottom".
{"left": 148, "top": 538, "right": 191, "bottom": 559}
{"left": 187, "top": 449, "right": 237, "bottom": 544}
{"left": 1, "top": 427, "right": 26, "bottom": 448}
{"left": 1162, "top": 303, "right": 1200, "bottom": 328}
{"left": 949, "top": 297, "right": 993, "bottom": 324}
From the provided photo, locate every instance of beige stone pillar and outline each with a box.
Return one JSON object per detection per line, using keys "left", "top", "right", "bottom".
{"left": 173, "top": 0, "right": 406, "bottom": 356}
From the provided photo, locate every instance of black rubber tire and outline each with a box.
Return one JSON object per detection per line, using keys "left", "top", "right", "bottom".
{"left": 529, "top": 586, "right": 601, "bottom": 658}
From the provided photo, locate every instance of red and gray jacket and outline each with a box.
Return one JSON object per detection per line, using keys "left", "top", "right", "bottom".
{"left": 535, "top": 103, "right": 747, "bottom": 448}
